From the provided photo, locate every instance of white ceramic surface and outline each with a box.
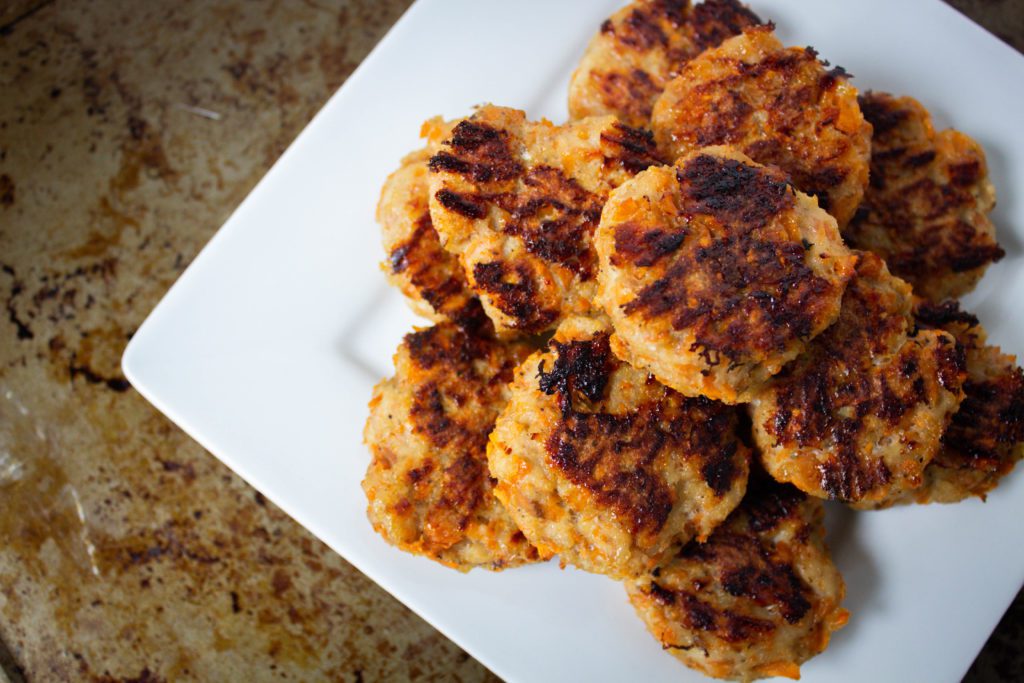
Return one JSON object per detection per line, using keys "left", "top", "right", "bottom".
{"left": 123, "top": 1, "right": 1024, "bottom": 681}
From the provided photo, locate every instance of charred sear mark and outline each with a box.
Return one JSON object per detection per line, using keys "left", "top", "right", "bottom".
{"left": 592, "top": 69, "right": 661, "bottom": 125}
{"left": 819, "top": 64, "right": 850, "bottom": 90}
{"left": 858, "top": 93, "right": 909, "bottom": 136}
{"left": 423, "top": 454, "right": 487, "bottom": 546}
{"left": 942, "top": 368, "right": 1024, "bottom": 471}
{"left": 623, "top": 158, "right": 829, "bottom": 366}
{"left": 611, "top": 223, "right": 687, "bottom": 268}
{"left": 389, "top": 215, "right": 490, "bottom": 332}
{"left": 537, "top": 333, "right": 615, "bottom": 410}
{"left": 743, "top": 480, "right": 806, "bottom": 532}
{"left": 429, "top": 120, "right": 523, "bottom": 183}
{"left": 404, "top": 323, "right": 489, "bottom": 372}
{"left": 435, "top": 188, "right": 487, "bottom": 219}
{"left": 933, "top": 335, "right": 967, "bottom": 392}
{"left": 679, "top": 154, "right": 792, "bottom": 225}
{"left": 679, "top": 532, "right": 812, "bottom": 625}
{"left": 617, "top": 3, "right": 671, "bottom": 50}
{"left": 601, "top": 123, "right": 664, "bottom": 174}
{"left": 546, "top": 405, "right": 676, "bottom": 537}
{"left": 472, "top": 261, "right": 558, "bottom": 332}
{"left": 690, "top": 0, "right": 763, "bottom": 51}
{"left": 501, "top": 166, "right": 604, "bottom": 277}
{"left": 913, "top": 300, "right": 980, "bottom": 331}
{"left": 544, "top": 375, "right": 745, "bottom": 537}
{"left": 701, "top": 440, "right": 740, "bottom": 496}
{"left": 645, "top": 583, "right": 778, "bottom": 644}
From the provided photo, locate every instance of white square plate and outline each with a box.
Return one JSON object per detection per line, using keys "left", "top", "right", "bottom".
{"left": 123, "top": 1, "right": 1024, "bottom": 680}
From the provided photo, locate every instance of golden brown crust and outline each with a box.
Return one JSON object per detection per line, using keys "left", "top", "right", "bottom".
{"left": 751, "top": 253, "right": 967, "bottom": 504}
{"left": 843, "top": 92, "right": 1003, "bottom": 300}
{"left": 362, "top": 323, "right": 543, "bottom": 570}
{"left": 377, "top": 148, "right": 490, "bottom": 331}
{"left": 627, "top": 477, "right": 847, "bottom": 681}
{"left": 651, "top": 26, "right": 871, "bottom": 229}
{"left": 874, "top": 301, "right": 1024, "bottom": 505}
{"left": 428, "top": 106, "right": 664, "bottom": 336}
{"left": 487, "top": 316, "right": 750, "bottom": 579}
{"left": 568, "top": 0, "right": 763, "bottom": 128}
{"left": 595, "top": 146, "right": 856, "bottom": 404}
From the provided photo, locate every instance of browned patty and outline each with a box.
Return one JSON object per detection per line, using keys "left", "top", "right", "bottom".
{"left": 871, "top": 301, "right": 1024, "bottom": 506}
{"left": 426, "top": 105, "right": 664, "bottom": 337}
{"left": 627, "top": 476, "right": 847, "bottom": 681}
{"left": 488, "top": 316, "right": 750, "bottom": 579}
{"left": 750, "top": 253, "right": 967, "bottom": 505}
{"left": 377, "top": 143, "right": 490, "bottom": 332}
{"left": 651, "top": 26, "right": 872, "bottom": 229}
{"left": 568, "top": 0, "right": 762, "bottom": 128}
{"left": 595, "top": 146, "right": 856, "bottom": 404}
{"left": 362, "top": 323, "right": 543, "bottom": 570}
{"left": 843, "top": 92, "right": 1003, "bottom": 301}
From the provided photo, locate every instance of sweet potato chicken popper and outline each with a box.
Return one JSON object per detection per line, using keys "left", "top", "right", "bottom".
{"left": 628, "top": 476, "right": 847, "bottom": 682}
{"left": 651, "top": 25, "right": 872, "bottom": 229}
{"left": 361, "top": 1, "right": 1022, "bottom": 680}
{"left": 487, "top": 316, "right": 751, "bottom": 580}
{"left": 843, "top": 91, "right": 1003, "bottom": 301}
{"left": 427, "top": 105, "right": 662, "bottom": 337}
{"left": 594, "top": 145, "right": 856, "bottom": 404}
{"left": 569, "top": 0, "right": 763, "bottom": 128}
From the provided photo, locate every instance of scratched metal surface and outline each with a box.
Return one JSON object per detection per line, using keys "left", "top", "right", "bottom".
{"left": 0, "top": 0, "right": 1020, "bottom": 681}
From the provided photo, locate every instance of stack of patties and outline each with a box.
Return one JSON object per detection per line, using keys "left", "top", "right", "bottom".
{"left": 361, "top": 1, "right": 1022, "bottom": 681}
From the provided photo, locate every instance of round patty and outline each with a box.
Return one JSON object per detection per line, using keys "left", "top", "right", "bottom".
{"left": 362, "top": 322, "right": 542, "bottom": 571}
{"left": 487, "top": 316, "right": 750, "bottom": 579}
{"left": 874, "top": 301, "right": 1024, "bottom": 506}
{"left": 651, "top": 25, "right": 871, "bottom": 229}
{"left": 626, "top": 477, "right": 847, "bottom": 682}
{"left": 594, "top": 146, "right": 856, "bottom": 404}
{"left": 378, "top": 138, "right": 490, "bottom": 332}
{"left": 427, "top": 105, "right": 663, "bottom": 337}
{"left": 750, "top": 252, "right": 967, "bottom": 505}
{"left": 842, "top": 91, "right": 1003, "bottom": 301}
{"left": 568, "top": 0, "right": 762, "bottom": 128}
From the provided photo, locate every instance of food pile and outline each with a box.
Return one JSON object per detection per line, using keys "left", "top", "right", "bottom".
{"left": 361, "top": 1, "right": 1023, "bottom": 679}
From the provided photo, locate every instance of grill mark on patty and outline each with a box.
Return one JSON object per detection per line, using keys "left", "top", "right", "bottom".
{"left": 743, "top": 479, "right": 806, "bottom": 533}
{"left": 405, "top": 323, "right": 488, "bottom": 371}
{"left": 617, "top": 2, "right": 673, "bottom": 50}
{"left": 620, "top": 154, "right": 832, "bottom": 365}
{"left": 538, "top": 336, "right": 746, "bottom": 532}
{"left": 611, "top": 223, "right": 688, "bottom": 268}
{"left": 600, "top": 123, "right": 664, "bottom": 174}
{"left": 679, "top": 153, "right": 792, "bottom": 225}
{"left": 763, "top": 256, "right": 966, "bottom": 501}
{"left": 472, "top": 261, "right": 558, "bottom": 332}
{"left": 422, "top": 454, "right": 487, "bottom": 548}
{"left": 388, "top": 214, "right": 490, "bottom": 332}
{"left": 435, "top": 188, "right": 487, "bottom": 219}
{"left": 537, "top": 333, "right": 615, "bottom": 411}
{"left": 690, "top": 0, "right": 763, "bottom": 51}
{"left": 428, "top": 120, "right": 523, "bottom": 183}
{"left": 913, "top": 300, "right": 980, "bottom": 330}
{"left": 592, "top": 68, "right": 662, "bottom": 125}
{"left": 500, "top": 166, "right": 604, "bottom": 277}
